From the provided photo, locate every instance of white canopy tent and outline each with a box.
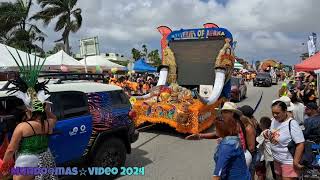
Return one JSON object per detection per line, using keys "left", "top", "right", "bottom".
{"left": 234, "top": 62, "right": 244, "bottom": 69}
{"left": 0, "top": 43, "right": 44, "bottom": 71}
{"left": 44, "top": 50, "right": 84, "bottom": 71}
{"left": 79, "top": 55, "right": 126, "bottom": 71}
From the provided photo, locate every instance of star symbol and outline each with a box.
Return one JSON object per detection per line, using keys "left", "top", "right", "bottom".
{"left": 79, "top": 168, "right": 87, "bottom": 176}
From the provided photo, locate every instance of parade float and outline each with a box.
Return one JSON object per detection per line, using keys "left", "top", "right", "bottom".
{"left": 260, "top": 59, "right": 280, "bottom": 71}
{"left": 130, "top": 23, "right": 236, "bottom": 134}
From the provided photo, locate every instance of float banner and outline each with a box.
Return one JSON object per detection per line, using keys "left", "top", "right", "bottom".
{"left": 167, "top": 28, "right": 233, "bottom": 43}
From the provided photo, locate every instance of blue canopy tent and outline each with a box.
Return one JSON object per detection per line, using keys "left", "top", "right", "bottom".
{"left": 133, "top": 59, "right": 157, "bottom": 72}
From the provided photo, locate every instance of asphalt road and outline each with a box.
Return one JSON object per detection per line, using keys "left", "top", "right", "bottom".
{"left": 119, "top": 81, "right": 282, "bottom": 180}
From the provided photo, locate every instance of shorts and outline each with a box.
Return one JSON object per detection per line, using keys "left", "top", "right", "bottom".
{"left": 15, "top": 154, "right": 39, "bottom": 167}
{"left": 274, "top": 161, "right": 299, "bottom": 178}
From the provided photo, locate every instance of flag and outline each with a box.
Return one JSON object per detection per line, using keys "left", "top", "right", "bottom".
{"left": 203, "top": 23, "right": 219, "bottom": 28}
{"left": 308, "top": 36, "right": 316, "bottom": 57}
{"left": 312, "top": 32, "right": 317, "bottom": 52}
{"left": 157, "top": 26, "right": 172, "bottom": 63}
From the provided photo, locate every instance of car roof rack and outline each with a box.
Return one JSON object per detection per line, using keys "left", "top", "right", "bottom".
{"left": 38, "top": 72, "right": 108, "bottom": 84}
{"left": 0, "top": 72, "right": 109, "bottom": 91}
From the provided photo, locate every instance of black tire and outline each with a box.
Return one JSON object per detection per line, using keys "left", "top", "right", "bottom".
{"left": 92, "top": 137, "right": 126, "bottom": 179}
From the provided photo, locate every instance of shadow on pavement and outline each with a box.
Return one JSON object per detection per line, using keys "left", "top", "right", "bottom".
{"left": 124, "top": 148, "right": 153, "bottom": 167}
{"left": 138, "top": 122, "right": 216, "bottom": 139}
{"left": 59, "top": 148, "right": 152, "bottom": 180}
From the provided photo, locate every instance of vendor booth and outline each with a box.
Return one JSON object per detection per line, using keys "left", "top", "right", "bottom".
{"left": 295, "top": 52, "right": 320, "bottom": 72}
{"left": 234, "top": 62, "right": 243, "bottom": 69}
{"left": 133, "top": 59, "right": 157, "bottom": 72}
{"left": 44, "top": 50, "right": 85, "bottom": 71}
{"left": 0, "top": 43, "right": 44, "bottom": 71}
{"left": 79, "top": 55, "right": 126, "bottom": 71}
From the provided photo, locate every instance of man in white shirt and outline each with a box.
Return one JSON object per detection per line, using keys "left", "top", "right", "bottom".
{"left": 290, "top": 92, "right": 305, "bottom": 126}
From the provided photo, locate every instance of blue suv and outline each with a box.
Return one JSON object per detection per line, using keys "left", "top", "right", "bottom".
{"left": 0, "top": 78, "right": 139, "bottom": 178}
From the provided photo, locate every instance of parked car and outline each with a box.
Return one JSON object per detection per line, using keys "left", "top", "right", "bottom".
{"left": 231, "top": 77, "right": 247, "bottom": 102}
{"left": 0, "top": 74, "right": 138, "bottom": 179}
{"left": 253, "top": 72, "right": 272, "bottom": 87}
{"left": 271, "top": 73, "right": 278, "bottom": 84}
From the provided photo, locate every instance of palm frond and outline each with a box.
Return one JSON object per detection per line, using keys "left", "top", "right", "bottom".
{"left": 28, "top": 24, "right": 44, "bottom": 35}
{"left": 54, "top": 13, "right": 68, "bottom": 32}
{"left": 69, "top": 20, "right": 80, "bottom": 33}
{"left": 69, "top": 0, "right": 78, "bottom": 9}
{"left": 71, "top": 8, "right": 82, "bottom": 29}
{"left": 31, "top": 6, "right": 64, "bottom": 26}
{"left": 37, "top": 0, "right": 64, "bottom": 9}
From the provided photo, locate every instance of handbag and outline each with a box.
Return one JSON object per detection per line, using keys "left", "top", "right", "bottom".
{"left": 287, "top": 120, "right": 315, "bottom": 167}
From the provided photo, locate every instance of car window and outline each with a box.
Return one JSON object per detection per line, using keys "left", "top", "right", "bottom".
{"left": 257, "top": 73, "right": 270, "bottom": 77}
{"left": 231, "top": 78, "right": 240, "bottom": 86}
{"left": 110, "top": 90, "right": 130, "bottom": 108}
{"left": 59, "top": 92, "right": 89, "bottom": 120}
{"left": 49, "top": 93, "right": 62, "bottom": 119}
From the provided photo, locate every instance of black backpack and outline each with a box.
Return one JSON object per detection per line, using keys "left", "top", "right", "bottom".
{"left": 287, "top": 120, "right": 315, "bottom": 168}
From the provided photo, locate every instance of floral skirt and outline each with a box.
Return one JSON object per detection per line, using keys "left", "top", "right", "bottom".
{"left": 35, "top": 149, "right": 58, "bottom": 180}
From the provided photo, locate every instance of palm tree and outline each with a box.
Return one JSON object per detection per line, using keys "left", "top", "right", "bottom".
{"left": 32, "top": 0, "right": 82, "bottom": 55}
{"left": 0, "top": 0, "right": 46, "bottom": 53}
{"left": 142, "top": 44, "right": 148, "bottom": 58}
{"left": 148, "top": 49, "right": 161, "bottom": 66}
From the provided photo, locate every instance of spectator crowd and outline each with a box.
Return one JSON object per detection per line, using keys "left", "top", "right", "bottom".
{"left": 187, "top": 71, "right": 320, "bottom": 180}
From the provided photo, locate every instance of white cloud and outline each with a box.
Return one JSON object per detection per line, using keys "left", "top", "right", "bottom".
{"left": 1, "top": 0, "right": 319, "bottom": 64}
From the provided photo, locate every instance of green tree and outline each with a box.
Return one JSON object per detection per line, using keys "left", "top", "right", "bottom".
{"left": 0, "top": 0, "right": 46, "bottom": 53}
{"left": 300, "top": 52, "right": 309, "bottom": 61}
{"left": 46, "top": 43, "right": 64, "bottom": 55}
{"left": 142, "top": 44, "right": 148, "bottom": 58}
{"left": 131, "top": 48, "right": 142, "bottom": 60}
{"left": 148, "top": 49, "right": 161, "bottom": 66}
{"left": 32, "top": 0, "right": 82, "bottom": 55}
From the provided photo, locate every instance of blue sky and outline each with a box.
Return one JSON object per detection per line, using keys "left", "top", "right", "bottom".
{"left": 214, "top": 0, "right": 228, "bottom": 6}
{"left": 2, "top": 0, "right": 319, "bottom": 65}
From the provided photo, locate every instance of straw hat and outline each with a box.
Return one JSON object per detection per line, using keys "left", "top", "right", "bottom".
{"left": 216, "top": 102, "right": 242, "bottom": 116}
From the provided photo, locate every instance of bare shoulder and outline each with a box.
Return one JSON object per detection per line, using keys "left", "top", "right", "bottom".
{"left": 12, "top": 122, "right": 25, "bottom": 134}
{"left": 47, "top": 118, "right": 57, "bottom": 129}
{"left": 246, "top": 125, "right": 255, "bottom": 133}
{"left": 16, "top": 122, "right": 27, "bottom": 129}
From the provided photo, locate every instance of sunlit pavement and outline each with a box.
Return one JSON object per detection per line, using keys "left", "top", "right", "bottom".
{"left": 120, "top": 81, "right": 281, "bottom": 180}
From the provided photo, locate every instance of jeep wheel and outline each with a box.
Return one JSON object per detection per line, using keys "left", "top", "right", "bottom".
{"left": 93, "top": 137, "right": 126, "bottom": 179}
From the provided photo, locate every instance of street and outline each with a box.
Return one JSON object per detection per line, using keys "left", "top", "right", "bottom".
{"left": 120, "top": 81, "right": 281, "bottom": 180}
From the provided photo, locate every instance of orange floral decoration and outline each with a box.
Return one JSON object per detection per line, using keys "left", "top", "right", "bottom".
{"left": 132, "top": 86, "right": 226, "bottom": 134}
